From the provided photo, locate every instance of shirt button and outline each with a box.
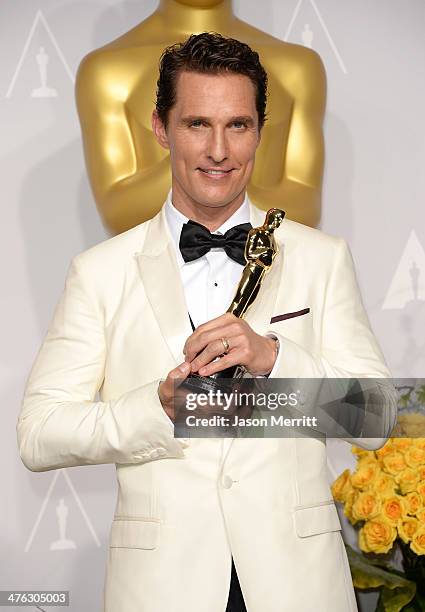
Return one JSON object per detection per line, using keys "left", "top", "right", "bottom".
{"left": 222, "top": 475, "right": 233, "bottom": 489}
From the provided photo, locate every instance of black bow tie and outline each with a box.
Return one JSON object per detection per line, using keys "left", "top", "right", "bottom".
{"left": 179, "top": 220, "right": 252, "bottom": 266}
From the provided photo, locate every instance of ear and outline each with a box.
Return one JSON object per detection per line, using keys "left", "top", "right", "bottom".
{"left": 152, "top": 110, "right": 169, "bottom": 149}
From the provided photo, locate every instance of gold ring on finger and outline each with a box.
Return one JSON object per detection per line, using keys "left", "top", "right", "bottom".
{"left": 221, "top": 337, "right": 230, "bottom": 354}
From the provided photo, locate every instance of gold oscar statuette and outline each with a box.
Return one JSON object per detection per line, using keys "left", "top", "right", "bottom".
{"left": 183, "top": 208, "right": 285, "bottom": 394}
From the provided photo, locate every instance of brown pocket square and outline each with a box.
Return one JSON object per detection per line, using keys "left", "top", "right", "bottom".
{"left": 270, "top": 308, "right": 310, "bottom": 324}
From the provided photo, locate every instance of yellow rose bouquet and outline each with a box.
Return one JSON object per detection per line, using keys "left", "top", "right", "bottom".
{"left": 332, "top": 414, "right": 425, "bottom": 611}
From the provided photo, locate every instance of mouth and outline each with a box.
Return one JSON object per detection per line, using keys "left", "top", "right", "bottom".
{"left": 197, "top": 168, "right": 234, "bottom": 179}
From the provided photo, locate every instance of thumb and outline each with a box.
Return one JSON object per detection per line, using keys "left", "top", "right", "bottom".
{"left": 175, "top": 361, "right": 191, "bottom": 384}
{"left": 160, "top": 362, "right": 191, "bottom": 405}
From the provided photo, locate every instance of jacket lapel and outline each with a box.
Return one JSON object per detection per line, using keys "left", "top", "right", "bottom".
{"left": 135, "top": 207, "right": 192, "bottom": 365}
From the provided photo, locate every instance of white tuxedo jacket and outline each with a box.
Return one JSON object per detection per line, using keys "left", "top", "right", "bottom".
{"left": 18, "top": 203, "right": 396, "bottom": 612}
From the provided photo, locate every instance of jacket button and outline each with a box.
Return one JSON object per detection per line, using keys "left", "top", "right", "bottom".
{"left": 222, "top": 475, "right": 233, "bottom": 489}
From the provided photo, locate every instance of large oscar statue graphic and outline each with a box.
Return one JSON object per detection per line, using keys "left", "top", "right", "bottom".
{"left": 76, "top": 0, "right": 325, "bottom": 234}
{"left": 183, "top": 208, "right": 285, "bottom": 394}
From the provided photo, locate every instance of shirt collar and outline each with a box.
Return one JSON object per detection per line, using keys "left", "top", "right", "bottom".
{"left": 164, "top": 189, "right": 250, "bottom": 267}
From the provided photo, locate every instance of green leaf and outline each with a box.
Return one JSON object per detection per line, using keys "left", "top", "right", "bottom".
{"left": 400, "top": 592, "right": 425, "bottom": 612}
{"left": 345, "top": 545, "right": 416, "bottom": 612}
{"left": 415, "top": 385, "right": 425, "bottom": 406}
{"left": 410, "top": 590, "right": 425, "bottom": 612}
{"left": 376, "top": 592, "right": 386, "bottom": 612}
{"left": 382, "top": 586, "right": 417, "bottom": 612}
{"left": 399, "top": 392, "right": 413, "bottom": 408}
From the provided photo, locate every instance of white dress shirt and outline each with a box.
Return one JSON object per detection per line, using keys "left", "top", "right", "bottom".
{"left": 165, "top": 190, "right": 251, "bottom": 328}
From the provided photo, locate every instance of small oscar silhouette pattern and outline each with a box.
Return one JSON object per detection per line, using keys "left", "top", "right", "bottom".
{"left": 50, "top": 498, "right": 76, "bottom": 550}
{"left": 398, "top": 260, "right": 425, "bottom": 374}
{"left": 32, "top": 46, "right": 57, "bottom": 98}
{"left": 302, "top": 24, "right": 314, "bottom": 48}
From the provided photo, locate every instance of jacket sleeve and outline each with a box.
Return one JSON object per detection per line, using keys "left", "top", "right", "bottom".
{"left": 17, "top": 257, "right": 185, "bottom": 472}
{"left": 266, "top": 238, "right": 398, "bottom": 451}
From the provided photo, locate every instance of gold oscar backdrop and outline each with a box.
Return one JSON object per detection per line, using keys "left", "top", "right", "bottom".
{"left": 75, "top": 0, "right": 326, "bottom": 234}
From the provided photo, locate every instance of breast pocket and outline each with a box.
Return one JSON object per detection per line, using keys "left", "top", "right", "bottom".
{"left": 270, "top": 307, "right": 315, "bottom": 346}
{"left": 109, "top": 518, "right": 160, "bottom": 550}
{"left": 293, "top": 501, "right": 342, "bottom": 538}
{"left": 270, "top": 308, "right": 310, "bottom": 324}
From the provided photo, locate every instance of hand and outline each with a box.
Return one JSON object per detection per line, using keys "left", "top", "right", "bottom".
{"left": 183, "top": 313, "right": 277, "bottom": 377}
{"left": 158, "top": 362, "right": 191, "bottom": 421}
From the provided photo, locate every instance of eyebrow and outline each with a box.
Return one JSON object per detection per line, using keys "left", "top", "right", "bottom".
{"left": 180, "top": 115, "right": 256, "bottom": 127}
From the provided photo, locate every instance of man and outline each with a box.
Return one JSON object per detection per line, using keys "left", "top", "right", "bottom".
{"left": 18, "top": 33, "right": 396, "bottom": 612}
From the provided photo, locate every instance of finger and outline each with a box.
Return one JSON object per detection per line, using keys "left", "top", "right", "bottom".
{"left": 190, "top": 338, "right": 234, "bottom": 373}
{"left": 193, "top": 312, "right": 236, "bottom": 335}
{"left": 199, "top": 312, "right": 236, "bottom": 330}
{"left": 198, "top": 350, "right": 244, "bottom": 377}
{"left": 161, "top": 362, "right": 191, "bottom": 401}
{"left": 183, "top": 313, "right": 237, "bottom": 357}
{"left": 184, "top": 321, "right": 242, "bottom": 362}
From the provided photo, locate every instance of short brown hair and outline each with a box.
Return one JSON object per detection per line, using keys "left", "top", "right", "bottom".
{"left": 156, "top": 32, "right": 268, "bottom": 129}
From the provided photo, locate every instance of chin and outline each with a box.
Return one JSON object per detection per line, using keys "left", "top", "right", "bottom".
{"left": 193, "top": 193, "right": 240, "bottom": 209}
{"left": 190, "top": 184, "right": 244, "bottom": 207}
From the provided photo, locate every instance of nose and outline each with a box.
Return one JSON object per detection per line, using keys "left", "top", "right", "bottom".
{"left": 207, "top": 126, "right": 228, "bottom": 164}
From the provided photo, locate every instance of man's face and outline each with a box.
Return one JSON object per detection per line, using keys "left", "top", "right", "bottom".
{"left": 152, "top": 71, "right": 261, "bottom": 215}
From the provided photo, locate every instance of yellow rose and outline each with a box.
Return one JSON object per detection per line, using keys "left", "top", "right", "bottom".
{"left": 417, "top": 481, "right": 425, "bottom": 503}
{"left": 410, "top": 525, "right": 425, "bottom": 555}
{"left": 352, "top": 491, "right": 382, "bottom": 521}
{"left": 352, "top": 446, "right": 376, "bottom": 460}
{"left": 393, "top": 415, "right": 425, "bottom": 438}
{"left": 396, "top": 468, "right": 421, "bottom": 494}
{"left": 392, "top": 437, "right": 413, "bottom": 451}
{"left": 351, "top": 460, "right": 379, "bottom": 490}
{"left": 382, "top": 451, "right": 407, "bottom": 475}
{"left": 418, "top": 466, "right": 425, "bottom": 481}
{"left": 376, "top": 442, "right": 395, "bottom": 461}
{"left": 405, "top": 491, "right": 423, "bottom": 515}
{"left": 331, "top": 469, "right": 353, "bottom": 503}
{"left": 415, "top": 439, "right": 425, "bottom": 452}
{"left": 416, "top": 508, "right": 425, "bottom": 524}
{"left": 398, "top": 517, "right": 419, "bottom": 544}
{"left": 404, "top": 446, "right": 425, "bottom": 468}
{"left": 359, "top": 518, "right": 397, "bottom": 554}
{"left": 374, "top": 472, "right": 397, "bottom": 498}
{"left": 381, "top": 495, "right": 406, "bottom": 525}
{"left": 343, "top": 489, "right": 358, "bottom": 525}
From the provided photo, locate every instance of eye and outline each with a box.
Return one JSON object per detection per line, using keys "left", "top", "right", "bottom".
{"left": 189, "top": 119, "right": 204, "bottom": 128}
{"left": 231, "top": 121, "right": 247, "bottom": 129}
